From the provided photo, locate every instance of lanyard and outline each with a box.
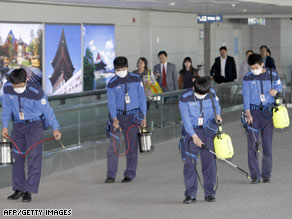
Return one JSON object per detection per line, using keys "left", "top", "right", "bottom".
{"left": 18, "top": 96, "right": 25, "bottom": 113}
{"left": 253, "top": 74, "right": 265, "bottom": 97}
{"left": 194, "top": 96, "right": 204, "bottom": 118}
{"left": 124, "top": 80, "right": 128, "bottom": 112}
{"left": 199, "top": 99, "right": 203, "bottom": 117}
{"left": 258, "top": 74, "right": 266, "bottom": 107}
{"left": 259, "top": 75, "right": 264, "bottom": 95}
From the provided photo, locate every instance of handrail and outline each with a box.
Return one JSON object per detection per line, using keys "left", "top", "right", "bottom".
{"left": 48, "top": 89, "right": 107, "bottom": 101}
{"left": 54, "top": 101, "right": 108, "bottom": 114}
{"left": 148, "top": 76, "right": 286, "bottom": 98}
{"left": 148, "top": 81, "right": 242, "bottom": 98}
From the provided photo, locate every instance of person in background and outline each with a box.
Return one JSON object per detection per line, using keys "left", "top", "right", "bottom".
{"left": 260, "top": 45, "right": 276, "bottom": 70}
{"left": 133, "top": 57, "right": 148, "bottom": 80}
{"left": 242, "top": 53, "right": 282, "bottom": 184}
{"left": 179, "top": 57, "right": 199, "bottom": 89}
{"left": 238, "top": 50, "right": 254, "bottom": 81}
{"left": 1, "top": 68, "right": 61, "bottom": 202}
{"left": 153, "top": 51, "right": 178, "bottom": 92}
{"left": 133, "top": 57, "right": 158, "bottom": 104}
{"left": 210, "top": 46, "right": 237, "bottom": 84}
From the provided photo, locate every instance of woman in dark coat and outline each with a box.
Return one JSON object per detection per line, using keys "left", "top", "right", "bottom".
{"left": 179, "top": 57, "right": 199, "bottom": 89}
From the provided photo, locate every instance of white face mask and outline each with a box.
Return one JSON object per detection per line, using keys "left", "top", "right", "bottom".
{"left": 14, "top": 86, "right": 26, "bottom": 94}
{"left": 116, "top": 70, "right": 128, "bottom": 78}
{"left": 251, "top": 68, "right": 262, "bottom": 75}
{"left": 194, "top": 93, "right": 207, "bottom": 99}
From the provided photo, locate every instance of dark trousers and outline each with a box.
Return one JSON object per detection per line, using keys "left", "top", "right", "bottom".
{"left": 247, "top": 110, "right": 273, "bottom": 179}
{"left": 107, "top": 114, "right": 139, "bottom": 180}
{"left": 11, "top": 121, "right": 43, "bottom": 194}
{"left": 183, "top": 128, "right": 217, "bottom": 198}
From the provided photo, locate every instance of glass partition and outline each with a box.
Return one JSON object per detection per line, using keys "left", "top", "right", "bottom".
{"left": 0, "top": 76, "right": 286, "bottom": 153}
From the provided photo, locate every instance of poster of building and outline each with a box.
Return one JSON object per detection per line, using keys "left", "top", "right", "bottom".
{"left": 0, "top": 23, "right": 43, "bottom": 96}
{"left": 45, "top": 24, "right": 82, "bottom": 96}
{"left": 83, "top": 24, "right": 115, "bottom": 91}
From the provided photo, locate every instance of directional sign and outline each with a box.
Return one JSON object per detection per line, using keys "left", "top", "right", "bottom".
{"left": 197, "top": 15, "right": 223, "bottom": 23}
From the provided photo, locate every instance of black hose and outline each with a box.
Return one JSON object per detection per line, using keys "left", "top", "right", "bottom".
{"left": 187, "top": 139, "right": 218, "bottom": 193}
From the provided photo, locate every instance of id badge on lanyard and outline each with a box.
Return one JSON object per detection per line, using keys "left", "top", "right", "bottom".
{"left": 198, "top": 117, "right": 204, "bottom": 126}
{"left": 260, "top": 94, "right": 266, "bottom": 102}
{"left": 19, "top": 112, "right": 24, "bottom": 120}
{"left": 18, "top": 96, "right": 25, "bottom": 120}
{"left": 125, "top": 93, "right": 131, "bottom": 104}
{"left": 198, "top": 99, "right": 204, "bottom": 126}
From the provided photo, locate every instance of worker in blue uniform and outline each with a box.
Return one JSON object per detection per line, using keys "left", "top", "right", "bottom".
{"left": 179, "top": 77, "right": 222, "bottom": 204}
{"left": 105, "top": 56, "right": 147, "bottom": 183}
{"left": 1, "top": 68, "right": 61, "bottom": 202}
{"left": 242, "top": 53, "right": 282, "bottom": 184}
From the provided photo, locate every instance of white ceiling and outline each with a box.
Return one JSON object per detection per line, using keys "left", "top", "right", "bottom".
{"left": 3, "top": 0, "right": 292, "bottom": 17}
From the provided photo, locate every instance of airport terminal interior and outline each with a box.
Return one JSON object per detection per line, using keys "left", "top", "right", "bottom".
{"left": 0, "top": 0, "right": 292, "bottom": 218}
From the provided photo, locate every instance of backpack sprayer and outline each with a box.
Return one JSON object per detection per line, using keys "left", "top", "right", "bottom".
{"left": 0, "top": 137, "right": 13, "bottom": 165}
{"left": 267, "top": 68, "right": 289, "bottom": 129}
{"left": 213, "top": 124, "right": 234, "bottom": 160}
{"left": 138, "top": 127, "right": 153, "bottom": 153}
{"left": 0, "top": 134, "right": 64, "bottom": 166}
{"left": 272, "top": 99, "right": 290, "bottom": 129}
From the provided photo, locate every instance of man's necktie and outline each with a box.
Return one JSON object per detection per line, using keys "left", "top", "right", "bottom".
{"left": 162, "top": 64, "right": 166, "bottom": 87}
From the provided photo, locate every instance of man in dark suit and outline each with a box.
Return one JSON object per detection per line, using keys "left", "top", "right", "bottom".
{"left": 153, "top": 51, "right": 178, "bottom": 92}
{"left": 260, "top": 45, "right": 276, "bottom": 70}
{"left": 210, "top": 46, "right": 237, "bottom": 84}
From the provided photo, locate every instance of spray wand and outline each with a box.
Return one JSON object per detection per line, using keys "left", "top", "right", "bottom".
{"left": 4, "top": 134, "right": 65, "bottom": 158}
{"left": 201, "top": 144, "right": 251, "bottom": 180}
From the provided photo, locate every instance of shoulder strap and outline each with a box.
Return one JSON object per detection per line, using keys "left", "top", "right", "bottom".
{"left": 209, "top": 91, "right": 217, "bottom": 120}
{"left": 124, "top": 80, "right": 128, "bottom": 112}
{"left": 270, "top": 68, "right": 273, "bottom": 89}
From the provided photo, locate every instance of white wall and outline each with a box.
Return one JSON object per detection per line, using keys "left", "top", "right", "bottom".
{"left": 0, "top": 1, "right": 199, "bottom": 74}
{"left": 151, "top": 11, "right": 199, "bottom": 73}
{"left": 280, "top": 19, "right": 292, "bottom": 83}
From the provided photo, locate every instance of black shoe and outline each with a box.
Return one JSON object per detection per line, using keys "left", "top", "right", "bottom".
{"left": 7, "top": 190, "right": 24, "bottom": 200}
{"left": 205, "top": 196, "right": 216, "bottom": 202}
{"left": 121, "top": 177, "right": 132, "bottom": 183}
{"left": 105, "top": 177, "right": 115, "bottom": 183}
{"left": 22, "top": 192, "right": 31, "bottom": 202}
{"left": 251, "top": 178, "right": 260, "bottom": 184}
{"left": 183, "top": 196, "right": 196, "bottom": 204}
{"left": 263, "top": 178, "right": 271, "bottom": 183}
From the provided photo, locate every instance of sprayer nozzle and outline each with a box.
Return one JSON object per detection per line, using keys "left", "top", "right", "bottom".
{"left": 59, "top": 140, "right": 66, "bottom": 149}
